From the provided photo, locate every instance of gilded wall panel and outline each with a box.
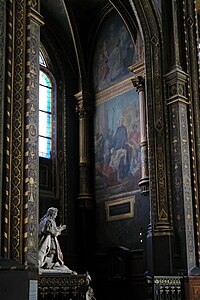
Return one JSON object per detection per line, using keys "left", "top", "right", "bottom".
{"left": 183, "top": 0, "right": 200, "bottom": 266}
{"left": 24, "top": 11, "right": 40, "bottom": 265}
{"left": 3, "top": 0, "right": 13, "bottom": 258}
{"left": 168, "top": 102, "right": 195, "bottom": 270}
{"left": 2, "top": 0, "right": 40, "bottom": 266}
{"left": 10, "top": 0, "right": 27, "bottom": 262}
{"left": 0, "top": 0, "right": 6, "bottom": 255}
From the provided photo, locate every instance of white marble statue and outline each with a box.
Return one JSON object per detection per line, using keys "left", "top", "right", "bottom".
{"left": 38, "top": 207, "right": 74, "bottom": 273}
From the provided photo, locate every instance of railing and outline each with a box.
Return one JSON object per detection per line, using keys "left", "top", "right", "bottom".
{"left": 153, "top": 276, "right": 183, "bottom": 300}
{"left": 38, "top": 273, "right": 89, "bottom": 300}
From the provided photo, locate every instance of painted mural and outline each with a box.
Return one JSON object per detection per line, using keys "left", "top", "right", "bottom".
{"left": 93, "top": 10, "right": 136, "bottom": 92}
{"left": 95, "top": 89, "right": 141, "bottom": 198}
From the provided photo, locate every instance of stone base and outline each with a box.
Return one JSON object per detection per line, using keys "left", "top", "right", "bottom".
{"left": 184, "top": 276, "right": 200, "bottom": 299}
{"left": 0, "top": 258, "right": 37, "bottom": 300}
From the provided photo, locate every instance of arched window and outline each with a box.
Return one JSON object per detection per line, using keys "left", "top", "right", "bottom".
{"left": 39, "top": 70, "right": 52, "bottom": 158}
{"left": 39, "top": 51, "right": 57, "bottom": 194}
{"left": 39, "top": 52, "right": 55, "bottom": 159}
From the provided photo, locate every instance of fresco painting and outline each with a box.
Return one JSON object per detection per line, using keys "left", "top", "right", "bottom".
{"left": 95, "top": 89, "right": 141, "bottom": 197}
{"left": 93, "top": 10, "right": 136, "bottom": 92}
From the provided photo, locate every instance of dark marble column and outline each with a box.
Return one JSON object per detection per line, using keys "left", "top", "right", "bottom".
{"left": 165, "top": 66, "right": 196, "bottom": 273}
{"left": 132, "top": 76, "right": 149, "bottom": 193}
{"left": 74, "top": 91, "right": 94, "bottom": 205}
{"left": 74, "top": 91, "right": 95, "bottom": 272}
{"left": 163, "top": 0, "right": 197, "bottom": 274}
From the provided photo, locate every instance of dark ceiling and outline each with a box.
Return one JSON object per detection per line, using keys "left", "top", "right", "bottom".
{"left": 40, "top": 0, "right": 109, "bottom": 75}
{"left": 40, "top": 0, "right": 108, "bottom": 46}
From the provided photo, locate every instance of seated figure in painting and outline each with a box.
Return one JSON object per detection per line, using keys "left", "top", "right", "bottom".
{"left": 38, "top": 207, "right": 75, "bottom": 273}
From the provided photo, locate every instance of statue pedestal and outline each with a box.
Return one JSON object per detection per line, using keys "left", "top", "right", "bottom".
{"left": 0, "top": 257, "right": 37, "bottom": 300}
{"left": 38, "top": 273, "right": 89, "bottom": 299}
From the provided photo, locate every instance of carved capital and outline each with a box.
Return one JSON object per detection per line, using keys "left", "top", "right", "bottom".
{"left": 165, "top": 66, "right": 188, "bottom": 104}
{"left": 75, "top": 91, "right": 94, "bottom": 119}
{"left": 131, "top": 76, "right": 145, "bottom": 93}
{"left": 74, "top": 91, "right": 86, "bottom": 118}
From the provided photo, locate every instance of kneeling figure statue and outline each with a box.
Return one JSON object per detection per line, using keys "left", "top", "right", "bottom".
{"left": 38, "top": 207, "right": 74, "bottom": 273}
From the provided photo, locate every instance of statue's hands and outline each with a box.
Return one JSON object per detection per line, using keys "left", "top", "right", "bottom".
{"left": 62, "top": 224, "right": 66, "bottom": 230}
{"left": 59, "top": 224, "right": 66, "bottom": 231}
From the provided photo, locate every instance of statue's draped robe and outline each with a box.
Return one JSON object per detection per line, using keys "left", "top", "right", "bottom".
{"left": 38, "top": 217, "right": 64, "bottom": 268}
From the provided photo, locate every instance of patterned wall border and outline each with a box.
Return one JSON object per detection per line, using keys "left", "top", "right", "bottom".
{"left": 0, "top": 0, "right": 6, "bottom": 255}
{"left": 2, "top": 0, "right": 41, "bottom": 267}
{"left": 3, "top": 0, "right": 14, "bottom": 259}
{"left": 24, "top": 5, "right": 43, "bottom": 266}
{"left": 10, "top": 0, "right": 27, "bottom": 262}
{"left": 183, "top": 0, "right": 200, "bottom": 266}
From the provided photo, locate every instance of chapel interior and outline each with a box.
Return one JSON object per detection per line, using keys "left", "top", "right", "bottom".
{"left": 1, "top": 0, "right": 200, "bottom": 299}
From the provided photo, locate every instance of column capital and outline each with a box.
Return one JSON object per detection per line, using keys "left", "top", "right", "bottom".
{"left": 131, "top": 76, "right": 145, "bottom": 93}
{"left": 74, "top": 91, "right": 93, "bottom": 118}
{"left": 74, "top": 91, "right": 86, "bottom": 118}
{"left": 164, "top": 66, "right": 188, "bottom": 104}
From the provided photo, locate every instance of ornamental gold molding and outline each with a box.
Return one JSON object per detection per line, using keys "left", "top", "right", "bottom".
{"left": 95, "top": 76, "right": 134, "bottom": 105}
{"left": 28, "top": 8, "right": 44, "bottom": 26}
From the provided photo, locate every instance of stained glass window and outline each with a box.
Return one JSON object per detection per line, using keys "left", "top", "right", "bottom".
{"left": 39, "top": 52, "right": 46, "bottom": 67}
{"left": 39, "top": 70, "right": 52, "bottom": 158}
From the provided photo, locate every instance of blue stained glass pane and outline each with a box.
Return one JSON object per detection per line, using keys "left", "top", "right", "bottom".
{"left": 39, "top": 69, "right": 53, "bottom": 159}
{"left": 39, "top": 52, "right": 46, "bottom": 67}
{"left": 40, "top": 71, "right": 52, "bottom": 88}
{"left": 39, "top": 136, "right": 51, "bottom": 158}
{"left": 39, "top": 84, "right": 52, "bottom": 112}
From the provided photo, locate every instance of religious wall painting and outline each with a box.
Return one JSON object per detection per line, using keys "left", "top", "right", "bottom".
{"left": 95, "top": 89, "right": 141, "bottom": 199}
{"left": 93, "top": 10, "right": 136, "bottom": 93}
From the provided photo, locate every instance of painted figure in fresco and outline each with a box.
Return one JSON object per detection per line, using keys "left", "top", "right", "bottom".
{"left": 120, "top": 25, "right": 135, "bottom": 74}
{"left": 112, "top": 117, "right": 128, "bottom": 150}
{"left": 38, "top": 207, "right": 73, "bottom": 273}
{"left": 127, "top": 123, "right": 141, "bottom": 176}
{"left": 102, "top": 117, "right": 130, "bottom": 183}
{"left": 111, "top": 117, "right": 128, "bottom": 180}
{"left": 96, "top": 41, "right": 110, "bottom": 90}
{"left": 94, "top": 133, "right": 104, "bottom": 177}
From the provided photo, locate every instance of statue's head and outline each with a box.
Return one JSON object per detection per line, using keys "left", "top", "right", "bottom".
{"left": 46, "top": 207, "right": 58, "bottom": 218}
